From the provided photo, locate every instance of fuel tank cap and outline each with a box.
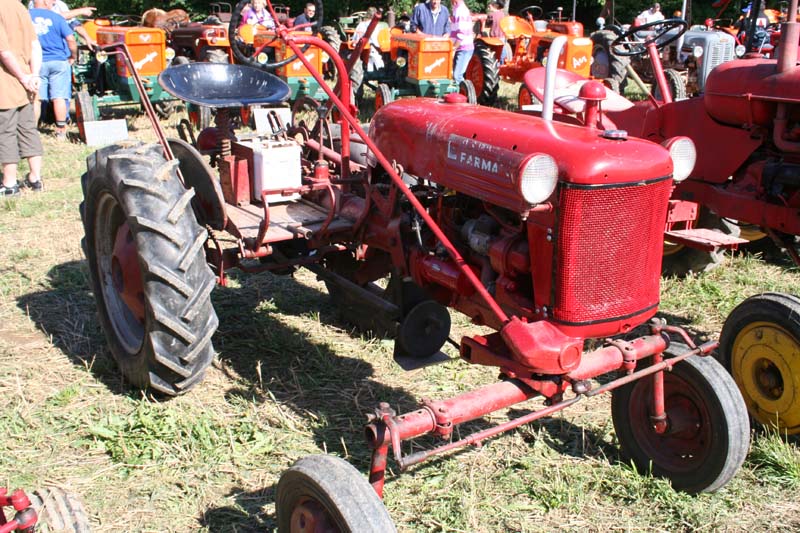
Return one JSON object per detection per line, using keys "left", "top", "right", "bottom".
{"left": 601, "top": 129, "right": 628, "bottom": 140}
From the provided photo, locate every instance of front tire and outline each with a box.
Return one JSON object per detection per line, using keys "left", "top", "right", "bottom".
{"left": 276, "top": 455, "right": 396, "bottom": 532}
{"left": 653, "top": 68, "right": 687, "bottom": 101}
{"left": 718, "top": 292, "right": 800, "bottom": 434}
{"left": 81, "top": 142, "right": 218, "bottom": 395}
{"left": 611, "top": 352, "right": 749, "bottom": 493}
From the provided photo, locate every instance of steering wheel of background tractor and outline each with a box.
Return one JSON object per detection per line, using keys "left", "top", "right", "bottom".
{"left": 519, "top": 5, "right": 543, "bottom": 20}
{"left": 611, "top": 18, "right": 688, "bottom": 56}
{"left": 229, "top": 0, "right": 323, "bottom": 70}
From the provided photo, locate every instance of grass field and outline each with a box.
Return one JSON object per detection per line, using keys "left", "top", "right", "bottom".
{"left": 1, "top": 86, "right": 799, "bottom": 532}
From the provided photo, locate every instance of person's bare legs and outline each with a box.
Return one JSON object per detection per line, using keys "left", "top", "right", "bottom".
{"left": 27, "top": 155, "right": 42, "bottom": 182}
{"left": 53, "top": 97, "right": 68, "bottom": 135}
{"left": 2, "top": 162, "right": 19, "bottom": 188}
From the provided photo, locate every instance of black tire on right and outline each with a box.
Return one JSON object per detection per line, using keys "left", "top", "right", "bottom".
{"left": 81, "top": 142, "right": 218, "bottom": 395}
{"left": 29, "top": 487, "right": 91, "bottom": 533}
{"left": 277, "top": 455, "right": 396, "bottom": 532}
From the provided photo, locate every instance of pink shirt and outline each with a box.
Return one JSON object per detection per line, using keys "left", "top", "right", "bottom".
{"left": 449, "top": 1, "right": 474, "bottom": 51}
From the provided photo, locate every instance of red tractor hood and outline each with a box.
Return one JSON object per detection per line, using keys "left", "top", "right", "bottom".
{"left": 370, "top": 99, "right": 674, "bottom": 212}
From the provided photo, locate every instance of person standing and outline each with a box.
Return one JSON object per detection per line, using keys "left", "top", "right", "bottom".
{"left": 292, "top": 2, "right": 317, "bottom": 31}
{"left": 30, "top": 0, "right": 77, "bottom": 140}
{"left": 488, "top": 0, "right": 508, "bottom": 62}
{"left": 352, "top": 7, "right": 385, "bottom": 72}
{"left": 0, "top": 0, "right": 44, "bottom": 195}
{"left": 449, "top": 0, "right": 473, "bottom": 83}
{"left": 409, "top": 0, "right": 450, "bottom": 36}
{"left": 28, "top": 0, "right": 97, "bottom": 49}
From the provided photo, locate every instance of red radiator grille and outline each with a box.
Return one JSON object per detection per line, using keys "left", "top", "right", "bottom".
{"left": 552, "top": 177, "right": 672, "bottom": 325}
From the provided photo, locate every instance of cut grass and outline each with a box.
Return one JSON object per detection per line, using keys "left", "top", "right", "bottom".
{"left": 0, "top": 101, "right": 799, "bottom": 532}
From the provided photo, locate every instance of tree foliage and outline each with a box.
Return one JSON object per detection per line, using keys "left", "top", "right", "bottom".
{"left": 78, "top": 0, "right": 736, "bottom": 31}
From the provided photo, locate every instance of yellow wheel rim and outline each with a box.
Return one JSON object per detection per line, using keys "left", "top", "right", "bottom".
{"left": 731, "top": 321, "right": 800, "bottom": 434}
{"left": 739, "top": 225, "right": 767, "bottom": 242}
{"left": 663, "top": 240, "right": 684, "bottom": 256}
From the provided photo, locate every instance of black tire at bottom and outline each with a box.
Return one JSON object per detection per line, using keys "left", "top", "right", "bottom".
{"left": 277, "top": 455, "right": 395, "bottom": 532}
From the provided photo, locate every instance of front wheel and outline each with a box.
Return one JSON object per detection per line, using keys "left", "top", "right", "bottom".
{"left": 653, "top": 68, "right": 687, "bottom": 101}
{"left": 276, "top": 455, "right": 396, "bottom": 532}
{"left": 81, "top": 142, "right": 218, "bottom": 395}
{"left": 718, "top": 292, "right": 800, "bottom": 434}
{"left": 458, "top": 79, "right": 477, "bottom": 104}
{"left": 374, "top": 83, "right": 394, "bottom": 111}
{"left": 611, "top": 353, "right": 749, "bottom": 493}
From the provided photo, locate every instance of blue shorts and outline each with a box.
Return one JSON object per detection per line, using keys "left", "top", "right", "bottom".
{"left": 39, "top": 60, "right": 72, "bottom": 101}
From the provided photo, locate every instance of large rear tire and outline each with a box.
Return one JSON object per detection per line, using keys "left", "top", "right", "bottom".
{"left": 81, "top": 142, "right": 218, "bottom": 395}
{"left": 590, "top": 29, "right": 629, "bottom": 93}
{"left": 465, "top": 41, "right": 500, "bottom": 105}
{"left": 611, "top": 350, "right": 749, "bottom": 493}
{"left": 276, "top": 455, "right": 396, "bottom": 533}
{"left": 718, "top": 292, "right": 800, "bottom": 435}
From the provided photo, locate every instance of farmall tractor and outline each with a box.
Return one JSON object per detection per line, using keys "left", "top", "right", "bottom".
{"left": 79, "top": 5, "right": 751, "bottom": 529}
{"left": 519, "top": 9, "right": 800, "bottom": 435}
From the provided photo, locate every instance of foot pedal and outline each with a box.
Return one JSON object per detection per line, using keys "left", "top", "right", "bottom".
{"left": 393, "top": 348, "right": 453, "bottom": 371}
{"left": 665, "top": 228, "right": 748, "bottom": 252}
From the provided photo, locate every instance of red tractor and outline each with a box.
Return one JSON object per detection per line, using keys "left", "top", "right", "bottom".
{"left": 79, "top": 6, "right": 750, "bottom": 528}
{"left": 519, "top": 8, "right": 800, "bottom": 435}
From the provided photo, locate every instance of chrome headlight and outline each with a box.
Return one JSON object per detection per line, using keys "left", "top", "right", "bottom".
{"left": 165, "top": 47, "right": 176, "bottom": 61}
{"left": 518, "top": 154, "right": 558, "bottom": 204}
{"left": 396, "top": 56, "right": 407, "bottom": 68}
{"left": 257, "top": 52, "right": 269, "bottom": 64}
{"left": 692, "top": 45, "right": 703, "bottom": 58}
{"left": 735, "top": 44, "right": 746, "bottom": 57}
{"left": 663, "top": 137, "right": 696, "bottom": 182}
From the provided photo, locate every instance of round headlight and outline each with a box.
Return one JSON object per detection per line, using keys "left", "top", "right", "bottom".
{"left": 518, "top": 154, "right": 558, "bottom": 204}
{"left": 396, "top": 56, "right": 407, "bottom": 68}
{"left": 257, "top": 52, "right": 269, "bottom": 64}
{"left": 165, "top": 47, "right": 176, "bottom": 60}
{"left": 663, "top": 137, "right": 696, "bottom": 182}
{"left": 735, "top": 44, "right": 746, "bottom": 57}
{"left": 95, "top": 50, "right": 108, "bottom": 63}
{"left": 692, "top": 45, "right": 703, "bottom": 58}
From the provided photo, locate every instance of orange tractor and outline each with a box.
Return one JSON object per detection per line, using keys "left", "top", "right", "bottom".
{"left": 466, "top": 6, "right": 593, "bottom": 106}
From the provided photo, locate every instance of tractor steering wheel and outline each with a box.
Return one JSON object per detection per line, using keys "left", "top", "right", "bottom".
{"left": 610, "top": 18, "right": 688, "bottom": 56}
{"left": 229, "top": 0, "right": 323, "bottom": 70}
{"left": 518, "top": 5, "right": 543, "bottom": 20}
